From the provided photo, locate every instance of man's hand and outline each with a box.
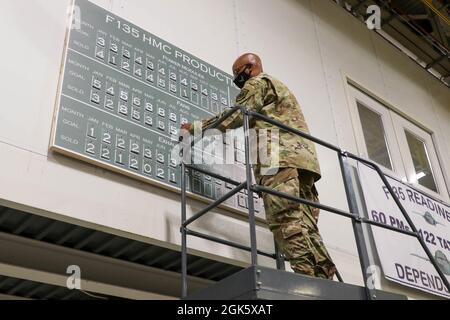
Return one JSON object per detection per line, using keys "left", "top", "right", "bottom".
{"left": 179, "top": 123, "right": 193, "bottom": 143}
{"left": 180, "top": 123, "right": 193, "bottom": 132}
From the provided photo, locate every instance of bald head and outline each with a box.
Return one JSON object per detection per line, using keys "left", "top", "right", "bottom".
{"left": 232, "top": 53, "right": 263, "bottom": 79}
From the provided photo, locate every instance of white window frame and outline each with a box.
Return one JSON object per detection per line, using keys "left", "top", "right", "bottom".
{"left": 391, "top": 113, "right": 449, "bottom": 200}
{"left": 347, "top": 83, "right": 449, "bottom": 202}
{"left": 348, "top": 85, "right": 405, "bottom": 178}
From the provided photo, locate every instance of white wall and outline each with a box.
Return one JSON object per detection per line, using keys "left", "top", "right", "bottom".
{"left": 0, "top": 0, "right": 449, "bottom": 299}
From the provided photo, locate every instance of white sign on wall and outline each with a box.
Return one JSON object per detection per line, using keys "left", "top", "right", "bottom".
{"left": 358, "top": 164, "right": 450, "bottom": 298}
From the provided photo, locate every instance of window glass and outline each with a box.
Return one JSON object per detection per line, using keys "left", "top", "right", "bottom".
{"left": 404, "top": 130, "right": 438, "bottom": 192}
{"left": 357, "top": 102, "right": 393, "bottom": 170}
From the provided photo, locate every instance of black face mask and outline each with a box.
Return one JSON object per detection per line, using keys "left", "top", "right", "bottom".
{"left": 233, "top": 67, "right": 251, "bottom": 89}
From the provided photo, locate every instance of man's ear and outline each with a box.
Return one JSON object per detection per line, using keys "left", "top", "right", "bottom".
{"left": 250, "top": 67, "right": 261, "bottom": 77}
{"left": 249, "top": 65, "right": 258, "bottom": 77}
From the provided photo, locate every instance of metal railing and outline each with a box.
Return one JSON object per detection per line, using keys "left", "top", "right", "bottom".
{"left": 179, "top": 106, "right": 450, "bottom": 300}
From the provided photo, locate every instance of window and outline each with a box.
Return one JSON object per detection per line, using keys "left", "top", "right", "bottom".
{"left": 349, "top": 84, "right": 449, "bottom": 200}
{"left": 404, "top": 130, "right": 438, "bottom": 192}
{"left": 357, "top": 102, "right": 393, "bottom": 171}
{"left": 350, "top": 86, "right": 402, "bottom": 174}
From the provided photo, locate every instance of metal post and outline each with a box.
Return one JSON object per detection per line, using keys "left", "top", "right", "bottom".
{"left": 180, "top": 161, "right": 188, "bottom": 299}
{"left": 335, "top": 270, "right": 344, "bottom": 283}
{"left": 243, "top": 109, "right": 258, "bottom": 266}
{"left": 338, "top": 153, "right": 377, "bottom": 300}
{"left": 274, "top": 240, "right": 285, "bottom": 270}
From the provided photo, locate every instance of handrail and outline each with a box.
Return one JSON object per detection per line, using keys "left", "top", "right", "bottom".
{"left": 184, "top": 163, "right": 241, "bottom": 187}
{"left": 183, "top": 106, "right": 241, "bottom": 150}
{"left": 252, "top": 185, "right": 355, "bottom": 219}
{"left": 183, "top": 181, "right": 247, "bottom": 227}
{"left": 248, "top": 111, "right": 342, "bottom": 153}
{"left": 185, "top": 228, "right": 277, "bottom": 259}
{"left": 179, "top": 106, "right": 450, "bottom": 300}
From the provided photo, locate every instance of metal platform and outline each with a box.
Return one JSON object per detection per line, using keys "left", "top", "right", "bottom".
{"left": 180, "top": 106, "right": 450, "bottom": 300}
{"left": 186, "top": 266, "right": 407, "bottom": 300}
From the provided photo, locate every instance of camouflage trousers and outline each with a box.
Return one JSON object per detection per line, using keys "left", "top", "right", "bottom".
{"left": 259, "top": 168, "right": 337, "bottom": 279}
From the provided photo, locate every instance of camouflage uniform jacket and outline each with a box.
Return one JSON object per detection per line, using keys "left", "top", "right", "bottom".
{"left": 190, "top": 72, "right": 321, "bottom": 182}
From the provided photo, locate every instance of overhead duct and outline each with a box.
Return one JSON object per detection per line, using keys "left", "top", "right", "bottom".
{"left": 331, "top": 0, "right": 450, "bottom": 87}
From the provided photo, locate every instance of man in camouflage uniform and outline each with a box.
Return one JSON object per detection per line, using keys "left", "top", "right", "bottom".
{"left": 181, "top": 53, "right": 336, "bottom": 279}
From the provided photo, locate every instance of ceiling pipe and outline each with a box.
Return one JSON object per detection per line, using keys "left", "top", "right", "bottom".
{"left": 330, "top": 0, "right": 450, "bottom": 87}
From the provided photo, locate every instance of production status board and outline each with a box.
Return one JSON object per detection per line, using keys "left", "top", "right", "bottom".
{"left": 51, "top": 0, "right": 265, "bottom": 216}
